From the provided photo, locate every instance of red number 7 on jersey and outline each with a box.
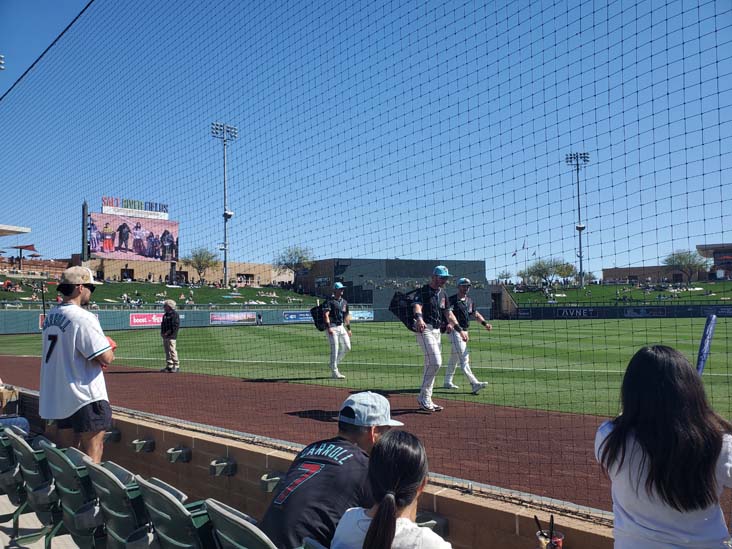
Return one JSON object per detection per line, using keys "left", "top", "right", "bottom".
{"left": 273, "top": 462, "right": 324, "bottom": 505}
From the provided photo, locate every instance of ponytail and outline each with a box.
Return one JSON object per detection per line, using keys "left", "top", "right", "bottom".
{"left": 363, "top": 491, "right": 397, "bottom": 548}
{"left": 361, "top": 431, "right": 428, "bottom": 549}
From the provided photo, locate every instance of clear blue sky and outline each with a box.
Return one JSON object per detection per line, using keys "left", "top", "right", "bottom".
{"left": 0, "top": 0, "right": 730, "bottom": 280}
{"left": 0, "top": 1, "right": 89, "bottom": 97}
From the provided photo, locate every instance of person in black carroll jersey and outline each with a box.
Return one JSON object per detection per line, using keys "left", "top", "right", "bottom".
{"left": 412, "top": 265, "right": 465, "bottom": 412}
{"left": 443, "top": 278, "right": 492, "bottom": 394}
{"left": 259, "top": 392, "right": 403, "bottom": 549}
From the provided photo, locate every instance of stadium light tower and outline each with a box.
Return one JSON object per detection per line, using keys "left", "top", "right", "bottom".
{"left": 210, "top": 122, "right": 238, "bottom": 287}
{"left": 565, "top": 152, "right": 590, "bottom": 289}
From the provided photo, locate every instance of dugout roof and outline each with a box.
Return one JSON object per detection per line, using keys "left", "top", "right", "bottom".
{"left": 0, "top": 224, "right": 31, "bottom": 238}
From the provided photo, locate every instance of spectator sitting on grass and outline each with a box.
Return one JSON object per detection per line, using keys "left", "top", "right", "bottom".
{"left": 331, "top": 429, "right": 451, "bottom": 548}
{"left": 596, "top": 345, "right": 732, "bottom": 548}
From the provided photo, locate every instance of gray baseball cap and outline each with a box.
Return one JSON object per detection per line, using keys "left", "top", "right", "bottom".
{"left": 338, "top": 391, "right": 403, "bottom": 427}
{"left": 60, "top": 266, "right": 102, "bottom": 285}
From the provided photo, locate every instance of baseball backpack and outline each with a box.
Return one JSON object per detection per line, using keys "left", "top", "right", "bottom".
{"left": 310, "top": 304, "right": 327, "bottom": 331}
{"left": 388, "top": 289, "right": 419, "bottom": 332}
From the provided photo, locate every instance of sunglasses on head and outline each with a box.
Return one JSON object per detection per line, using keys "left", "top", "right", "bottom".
{"left": 83, "top": 284, "right": 96, "bottom": 293}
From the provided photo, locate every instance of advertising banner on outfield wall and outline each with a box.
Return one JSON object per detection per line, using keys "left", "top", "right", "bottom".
{"left": 704, "top": 307, "right": 732, "bottom": 317}
{"left": 129, "top": 313, "right": 164, "bottom": 327}
{"left": 518, "top": 304, "right": 732, "bottom": 320}
{"left": 210, "top": 312, "right": 256, "bottom": 325}
{"left": 556, "top": 308, "right": 599, "bottom": 319}
{"left": 282, "top": 311, "right": 312, "bottom": 323}
{"left": 624, "top": 307, "right": 667, "bottom": 318}
{"left": 349, "top": 309, "right": 374, "bottom": 321}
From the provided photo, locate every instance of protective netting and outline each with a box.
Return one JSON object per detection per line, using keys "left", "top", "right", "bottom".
{"left": 1, "top": 0, "right": 731, "bottom": 513}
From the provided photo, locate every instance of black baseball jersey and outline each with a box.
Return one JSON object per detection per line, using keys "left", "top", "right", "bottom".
{"left": 413, "top": 284, "right": 448, "bottom": 327}
{"left": 324, "top": 296, "right": 349, "bottom": 326}
{"left": 450, "top": 294, "right": 476, "bottom": 330}
{"left": 160, "top": 309, "right": 180, "bottom": 339}
{"left": 259, "top": 436, "right": 371, "bottom": 548}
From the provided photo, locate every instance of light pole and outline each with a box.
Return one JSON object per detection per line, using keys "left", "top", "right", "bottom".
{"left": 210, "top": 122, "right": 238, "bottom": 287}
{"left": 565, "top": 152, "right": 590, "bottom": 289}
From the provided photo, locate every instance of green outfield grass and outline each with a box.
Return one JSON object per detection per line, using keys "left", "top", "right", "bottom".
{"left": 3, "top": 318, "right": 729, "bottom": 418}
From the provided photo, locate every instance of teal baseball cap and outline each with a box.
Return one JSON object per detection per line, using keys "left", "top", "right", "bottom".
{"left": 433, "top": 265, "right": 450, "bottom": 277}
{"left": 334, "top": 282, "right": 345, "bottom": 289}
{"left": 458, "top": 278, "right": 471, "bottom": 286}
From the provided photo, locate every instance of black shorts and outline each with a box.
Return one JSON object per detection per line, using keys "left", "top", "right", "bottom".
{"left": 57, "top": 400, "right": 112, "bottom": 434}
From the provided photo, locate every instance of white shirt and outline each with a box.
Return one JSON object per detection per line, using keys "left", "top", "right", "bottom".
{"left": 595, "top": 420, "right": 732, "bottom": 548}
{"left": 39, "top": 303, "right": 110, "bottom": 419}
{"left": 331, "top": 507, "right": 452, "bottom": 549}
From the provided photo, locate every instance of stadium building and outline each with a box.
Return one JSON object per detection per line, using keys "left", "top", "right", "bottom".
{"left": 600, "top": 266, "right": 703, "bottom": 285}
{"left": 602, "top": 245, "right": 732, "bottom": 285}
{"left": 697, "top": 243, "right": 732, "bottom": 280}
{"left": 296, "top": 258, "right": 511, "bottom": 320}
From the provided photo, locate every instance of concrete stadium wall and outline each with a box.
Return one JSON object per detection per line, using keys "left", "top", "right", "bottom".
{"left": 17, "top": 393, "right": 612, "bottom": 549}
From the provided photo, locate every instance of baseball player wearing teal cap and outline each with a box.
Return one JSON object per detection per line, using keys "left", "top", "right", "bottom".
{"left": 412, "top": 265, "right": 465, "bottom": 412}
{"left": 443, "top": 277, "right": 492, "bottom": 393}
{"left": 323, "top": 282, "right": 351, "bottom": 379}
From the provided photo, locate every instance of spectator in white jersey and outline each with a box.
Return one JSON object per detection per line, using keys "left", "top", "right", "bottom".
{"left": 443, "top": 278, "right": 491, "bottom": 394}
{"left": 323, "top": 281, "right": 352, "bottom": 379}
{"left": 412, "top": 265, "right": 465, "bottom": 412}
{"left": 40, "top": 266, "right": 115, "bottom": 463}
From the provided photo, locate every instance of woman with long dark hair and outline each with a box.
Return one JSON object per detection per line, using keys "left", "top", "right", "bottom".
{"left": 596, "top": 345, "right": 732, "bottom": 547}
{"left": 331, "top": 430, "right": 450, "bottom": 548}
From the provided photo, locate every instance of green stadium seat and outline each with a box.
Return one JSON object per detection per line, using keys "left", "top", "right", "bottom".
{"left": 4, "top": 427, "right": 66, "bottom": 546}
{"left": 40, "top": 442, "right": 106, "bottom": 548}
{"left": 82, "top": 457, "right": 153, "bottom": 548}
{"left": 0, "top": 426, "right": 31, "bottom": 523}
{"left": 0, "top": 426, "right": 25, "bottom": 502}
{"left": 204, "top": 498, "right": 277, "bottom": 549}
{"left": 135, "top": 474, "right": 215, "bottom": 548}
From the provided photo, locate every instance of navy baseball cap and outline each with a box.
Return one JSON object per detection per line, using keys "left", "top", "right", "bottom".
{"left": 339, "top": 392, "right": 403, "bottom": 427}
{"left": 433, "top": 265, "right": 450, "bottom": 277}
{"left": 458, "top": 278, "right": 471, "bottom": 286}
{"left": 334, "top": 282, "right": 345, "bottom": 289}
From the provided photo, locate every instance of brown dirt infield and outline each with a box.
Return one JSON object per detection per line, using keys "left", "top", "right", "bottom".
{"left": 0, "top": 355, "right": 612, "bottom": 511}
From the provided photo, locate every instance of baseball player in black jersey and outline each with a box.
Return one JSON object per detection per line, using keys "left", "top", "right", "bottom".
{"left": 323, "top": 282, "right": 351, "bottom": 379}
{"left": 259, "top": 391, "right": 402, "bottom": 548}
{"left": 443, "top": 277, "right": 492, "bottom": 394}
{"left": 413, "top": 265, "right": 465, "bottom": 412}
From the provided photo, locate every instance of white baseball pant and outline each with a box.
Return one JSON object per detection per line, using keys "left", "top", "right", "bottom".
{"left": 444, "top": 329, "right": 479, "bottom": 386}
{"left": 416, "top": 326, "right": 442, "bottom": 403}
{"left": 328, "top": 324, "right": 351, "bottom": 373}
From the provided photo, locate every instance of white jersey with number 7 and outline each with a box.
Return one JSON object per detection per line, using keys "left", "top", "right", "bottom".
{"left": 40, "top": 302, "right": 110, "bottom": 420}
